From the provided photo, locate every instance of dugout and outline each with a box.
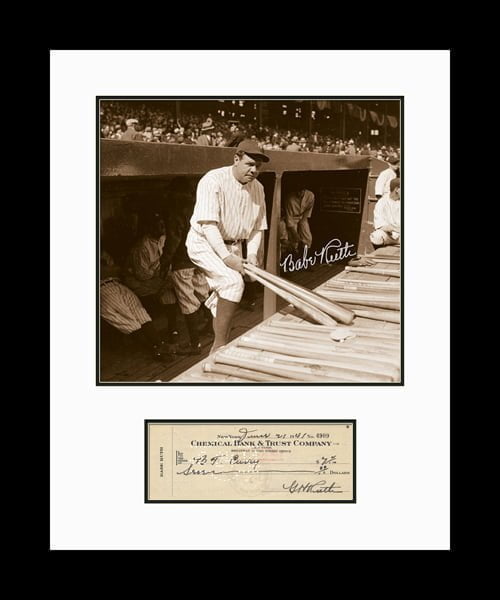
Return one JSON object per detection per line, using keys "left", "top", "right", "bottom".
{"left": 100, "top": 140, "right": 389, "bottom": 318}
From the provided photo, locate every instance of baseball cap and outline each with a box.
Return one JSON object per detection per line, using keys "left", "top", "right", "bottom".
{"left": 236, "top": 139, "right": 270, "bottom": 163}
{"left": 126, "top": 118, "right": 139, "bottom": 127}
{"left": 387, "top": 156, "right": 400, "bottom": 165}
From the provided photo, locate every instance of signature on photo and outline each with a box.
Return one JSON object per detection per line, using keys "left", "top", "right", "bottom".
{"left": 281, "top": 239, "right": 357, "bottom": 272}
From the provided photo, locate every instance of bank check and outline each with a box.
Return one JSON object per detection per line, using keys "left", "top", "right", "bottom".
{"left": 145, "top": 421, "right": 355, "bottom": 502}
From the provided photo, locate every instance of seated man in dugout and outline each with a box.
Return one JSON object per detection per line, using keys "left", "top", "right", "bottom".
{"left": 100, "top": 248, "right": 172, "bottom": 362}
{"left": 369, "top": 177, "right": 401, "bottom": 248}
{"left": 160, "top": 180, "right": 212, "bottom": 355}
{"left": 122, "top": 212, "right": 180, "bottom": 346}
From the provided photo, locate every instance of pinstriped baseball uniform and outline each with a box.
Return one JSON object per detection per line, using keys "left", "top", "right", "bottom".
{"left": 186, "top": 166, "right": 267, "bottom": 307}
{"left": 161, "top": 209, "right": 210, "bottom": 315}
{"left": 122, "top": 234, "right": 176, "bottom": 305}
{"left": 285, "top": 189, "right": 315, "bottom": 248}
{"left": 170, "top": 268, "right": 210, "bottom": 315}
{"left": 100, "top": 278, "right": 152, "bottom": 334}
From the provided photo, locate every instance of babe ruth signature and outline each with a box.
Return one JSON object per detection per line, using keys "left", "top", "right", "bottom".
{"left": 281, "top": 239, "right": 357, "bottom": 273}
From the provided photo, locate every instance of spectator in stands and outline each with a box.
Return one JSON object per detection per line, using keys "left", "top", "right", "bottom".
{"left": 298, "top": 137, "right": 309, "bottom": 152}
{"left": 271, "top": 133, "right": 281, "bottom": 150}
{"left": 374, "top": 155, "right": 400, "bottom": 199}
{"left": 262, "top": 135, "right": 273, "bottom": 150}
{"left": 286, "top": 136, "right": 300, "bottom": 152}
{"left": 370, "top": 177, "right": 401, "bottom": 248}
{"left": 183, "top": 128, "right": 196, "bottom": 144}
{"left": 152, "top": 128, "right": 163, "bottom": 142}
{"left": 99, "top": 101, "right": 401, "bottom": 159}
{"left": 346, "top": 139, "right": 356, "bottom": 155}
{"left": 226, "top": 129, "right": 246, "bottom": 147}
{"left": 215, "top": 131, "right": 225, "bottom": 146}
{"left": 120, "top": 118, "right": 144, "bottom": 142}
{"left": 110, "top": 125, "right": 122, "bottom": 140}
{"left": 197, "top": 120, "right": 214, "bottom": 146}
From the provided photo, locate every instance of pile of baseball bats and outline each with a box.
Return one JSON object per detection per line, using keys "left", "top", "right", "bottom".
{"left": 203, "top": 322, "right": 400, "bottom": 382}
{"left": 199, "top": 264, "right": 401, "bottom": 382}
{"left": 243, "top": 263, "right": 354, "bottom": 326}
{"left": 242, "top": 263, "right": 400, "bottom": 326}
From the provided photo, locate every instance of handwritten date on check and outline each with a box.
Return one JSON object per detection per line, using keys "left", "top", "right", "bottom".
{"left": 146, "top": 422, "right": 355, "bottom": 502}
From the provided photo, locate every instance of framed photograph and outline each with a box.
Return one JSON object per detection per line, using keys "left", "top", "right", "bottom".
{"left": 98, "top": 96, "right": 402, "bottom": 385}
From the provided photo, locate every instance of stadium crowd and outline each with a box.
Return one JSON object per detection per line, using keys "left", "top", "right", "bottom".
{"left": 100, "top": 102, "right": 400, "bottom": 161}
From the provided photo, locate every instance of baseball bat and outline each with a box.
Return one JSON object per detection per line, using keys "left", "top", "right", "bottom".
{"left": 241, "top": 266, "right": 337, "bottom": 326}
{"left": 269, "top": 319, "right": 400, "bottom": 338}
{"left": 240, "top": 334, "right": 399, "bottom": 366}
{"left": 221, "top": 344, "right": 395, "bottom": 382}
{"left": 246, "top": 331, "right": 400, "bottom": 360}
{"left": 244, "top": 263, "right": 355, "bottom": 324}
{"left": 259, "top": 323, "right": 399, "bottom": 344}
{"left": 220, "top": 346, "right": 394, "bottom": 383}
{"left": 236, "top": 338, "right": 400, "bottom": 380}
{"left": 326, "top": 278, "right": 399, "bottom": 286}
{"left": 184, "top": 372, "right": 249, "bottom": 383}
{"left": 371, "top": 252, "right": 400, "bottom": 259}
{"left": 203, "top": 363, "right": 290, "bottom": 382}
{"left": 353, "top": 309, "right": 400, "bottom": 323}
{"left": 214, "top": 353, "right": 342, "bottom": 382}
{"left": 319, "top": 295, "right": 400, "bottom": 312}
{"left": 345, "top": 266, "right": 400, "bottom": 278}
{"left": 318, "top": 289, "right": 400, "bottom": 303}
{"left": 260, "top": 324, "right": 400, "bottom": 349}
{"left": 358, "top": 256, "right": 400, "bottom": 264}
{"left": 324, "top": 281, "right": 400, "bottom": 291}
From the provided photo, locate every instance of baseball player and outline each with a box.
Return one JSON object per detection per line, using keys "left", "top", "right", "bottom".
{"left": 186, "top": 139, "right": 269, "bottom": 353}
{"left": 100, "top": 249, "right": 172, "bottom": 361}
{"left": 374, "top": 156, "right": 400, "bottom": 199}
{"left": 160, "top": 179, "right": 211, "bottom": 355}
{"left": 370, "top": 178, "right": 401, "bottom": 247}
{"left": 283, "top": 186, "right": 315, "bottom": 255}
{"left": 122, "top": 212, "right": 179, "bottom": 342}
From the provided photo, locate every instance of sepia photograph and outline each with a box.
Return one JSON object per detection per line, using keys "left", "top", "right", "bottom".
{"left": 98, "top": 97, "right": 402, "bottom": 384}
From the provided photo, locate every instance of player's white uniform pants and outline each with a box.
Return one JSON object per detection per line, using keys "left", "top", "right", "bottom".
{"left": 369, "top": 229, "right": 400, "bottom": 246}
{"left": 170, "top": 268, "right": 210, "bottom": 315}
{"left": 186, "top": 229, "right": 245, "bottom": 316}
